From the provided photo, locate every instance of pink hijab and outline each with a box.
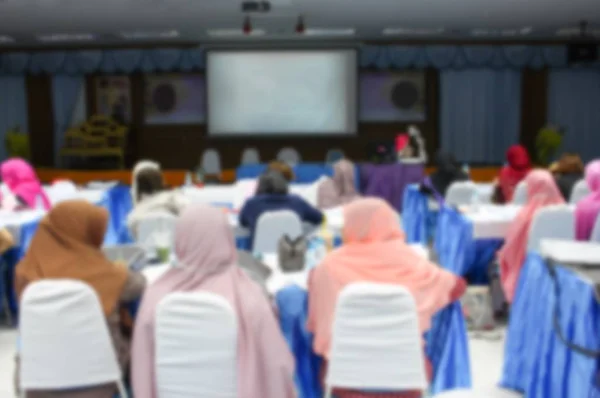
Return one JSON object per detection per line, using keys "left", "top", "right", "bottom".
{"left": 575, "top": 160, "right": 600, "bottom": 240}
{"left": 317, "top": 159, "right": 359, "bottom": 209}
{"left": 498, "top": 170, "right": 565, "bottom": 302}
{"left": 131, "top": 204, "right": 296, "bottom": 398}
{"left": 0, "top": 158, "right": 50, "bottom": 210}
{"left": 307, "top": 198, "right": 460, "bottom": 357}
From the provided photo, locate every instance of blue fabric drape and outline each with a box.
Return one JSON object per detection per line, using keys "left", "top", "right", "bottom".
{"left": 502, "top": 253, "right": 600, "bottom": 397}
{"left": 547, "top": 69, "right": 600, "bottom": 162}
{"left": 51, "top": 75, "right": 85, "bottom": 166}
{"left": 0, "top": 77, "right": 28, "bottom": 161}
{"left": 0, "top": 45, "right": 594, "bottom": 75}
{"left": 440, "top": 70, "right": 522, "bottom": 164}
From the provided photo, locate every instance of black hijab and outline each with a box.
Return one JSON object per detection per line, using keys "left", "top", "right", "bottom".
{"left": 430, "top": 151, "right": 468, "bottom": 197}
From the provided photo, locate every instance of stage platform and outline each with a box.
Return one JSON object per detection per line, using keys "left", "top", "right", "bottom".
{"left": 35, "top": 167, "right": 501, "bottom": 186}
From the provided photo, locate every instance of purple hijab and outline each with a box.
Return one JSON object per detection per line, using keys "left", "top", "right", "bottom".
{"left": 575, "top": 160, "right": 600, "bottom": 240}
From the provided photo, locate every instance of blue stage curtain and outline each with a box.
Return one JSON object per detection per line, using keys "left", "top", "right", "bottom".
{"left": 51, "top": 75, "right": 86, "bottom": 166}
{"left": 0, "top": 77, "right": 28, "bottom": 161}
{"left": 548, "top": 69, "right": 600, "bottom": 162}
{"left": 440, "top": 69, "right": 522, "bottom": 163}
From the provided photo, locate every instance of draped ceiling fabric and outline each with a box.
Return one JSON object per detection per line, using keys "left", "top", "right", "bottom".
{"left": 51, "top": 75, "right": 86, "bottom": 166}
{"left": 0, "top": 45, "right": 598, "bottom": 75}
{"left": 548, "top": 69, "right": 600, "bottom": 162}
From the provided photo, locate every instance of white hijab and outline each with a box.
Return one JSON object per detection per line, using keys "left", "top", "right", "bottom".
{"left": 131, "top": 160, "right": 160, "bottom": 205}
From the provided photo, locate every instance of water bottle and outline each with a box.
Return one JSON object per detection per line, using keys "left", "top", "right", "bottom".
{"left": 184, "top": 172, "right": 193, "bottom": 187}
{"left": 35, "top": 195, "right": 45, "bottom": 211}
{"left": 462, "top": 163, "right": 470, "bottom": 176}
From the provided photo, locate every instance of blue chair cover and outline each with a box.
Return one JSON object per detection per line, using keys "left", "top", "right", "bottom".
{"left": 276, "top": 287, "right": 471, "bottom": 398}
{"left": 101, "top": 185, "right": 133, "bottom": 245}
{"left": 502, "top": 253, "right": 600, "bottom": 397}
{"left": 276, "top": 286, "right": 323, "bottom": 398}
{"left": 3, "top": 219, "right": 41, "bottom": 316}
{"left": 434, "top": 206, "right": 502, "bottom": 283}
{"left": 236, "top": 164, "right": 333, "bottom": 184}
{"left": 425, "top": 301, "right": 472, "bottom": 394}
{"left": 403, "top": 185, "right": 430, "bottom": 244}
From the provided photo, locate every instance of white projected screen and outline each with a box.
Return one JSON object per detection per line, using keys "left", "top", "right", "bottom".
{"left": 207, "top": 50, "right": 357, "bottom": 135}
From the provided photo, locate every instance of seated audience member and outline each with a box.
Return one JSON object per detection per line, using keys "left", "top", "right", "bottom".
{"left": 132, "top": 204, "right": 296, "bottom": 398}
{"left": 0, "top": 158, "right": 51, "bottom": 211}
{"left": 131, "top": 160, "right": 160, "bottom": 205}
{"left": 497, "top": 170, "right": 564, "bottom": 302}
{"left": 552, "top": 153, "right": 584, "bottom": 201}
{"left": 496, "top": 145, "right": 531, "bottom": 203}
{"left": 317, "top": 159, "right": 360, "bottom": 209}
{"left": 425, "top": 150, "right": 469, "bottom": 199}
{"left": 575, "top": 160, "right": 600, "bottom": 241}
{"left": 241, "top": 170, "right": 323, "bottom": 244}
{"left": 14, "top": 200, "right": 145, "bottom": 397}
{"left": 307, "top": 198, "right": 466, "bottom": 398}
{"left": 127, "top": 162, "right": 189, "bottom": 237}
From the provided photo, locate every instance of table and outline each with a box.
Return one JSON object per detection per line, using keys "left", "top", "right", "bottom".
{"left": 434, "top": 205, "right": 519, "bottom": 283}
{"left": 403, "top": 183, "right": 497, "bottom": 245}
{"left": 501, "top": 253, "right": 600, "bottom": 397}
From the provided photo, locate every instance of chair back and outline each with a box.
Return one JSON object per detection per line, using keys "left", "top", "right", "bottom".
{"left": 47, "top": 180, "right": 78, "bottom": 205}
{"left": 253, "top": 210, "right": 303, "bottom": 253}
{"left": 136, "top": 213, "right": 177, "bottom": 258}
{"left": 527, "top": 205, "right": 575, "bottom": 253}
{"left": 277, "top": 147, "right": 301, "bottom": 166}
{"left": 326, "top": 283, "right": 427, "bottom": 395}
{"left": 19, "top": 280, "right": 126, "bottom": 396}
{"left": 445, "top": 182, "right": 476, "bottom": 206}
{"left": 241, "top": 148, "right": 260, "bottom": 165}
{"left": 201, "top": 149, "right": 222, "bottom": 176}
{"left": 326, "top": 149, "right": 345, "bottom": 164}
{"left": 511, "top": 181, "right": 528, "bottom": 205}
{"left": 570, "top": 179, "right": 590, "bottom": 204}
{"left": 155, "top": 292, "right": 237, "bottom": 398}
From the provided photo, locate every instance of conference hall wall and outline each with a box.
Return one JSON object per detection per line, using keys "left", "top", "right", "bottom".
{"left": 11, "top": 45, "right": 569, "bottom": 169}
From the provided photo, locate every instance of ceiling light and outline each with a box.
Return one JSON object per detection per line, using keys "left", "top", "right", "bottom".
{"left": 120, "top": 30, "right": 179, "bottom": 40}
{"left": 207, "top": 28, "right": 266, "bottom": 37}
{"left": 0, "top": 35, "right": 15, "bottom": 44}
{"left": 382, "top": 27, "right": 445, "bottom": 36}
{"left": 520, "top": 27, "right": 533, "bottom": 35}
{"left": 556, "top": 27, "right": 600, "bottom": 36}
{"left": 37, "top": 33, "right": 96, "bottom": 42}
{"left": 304, "top": 28, "right": 355, "bottom": 36}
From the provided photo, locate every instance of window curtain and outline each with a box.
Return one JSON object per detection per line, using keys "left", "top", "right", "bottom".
{"left": 0, "top": 77, "right": 28, "bottom": 161}
{"left": 440, "top": 70, "right": 522, "bottom": 164}
{"left": 52, "top": 75, "right": 86, "bottom": 166}
{"left": 548, "top": 69, "right": 600, "bottom": 162}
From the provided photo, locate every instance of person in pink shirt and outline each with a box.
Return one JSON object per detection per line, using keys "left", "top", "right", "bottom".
{"left": 131, "top": 204, "right": 296, "bottom": 398}
{"left": 497, "top": 170, "right": 565, "bottom": 303}
{"left": 0, "top": 158, "right": 50, "bottom": 210}
{"left": 575, "top": 160, "right": 600, "bottom": 241}
{"left": 307, "top": 198, "right": 465, "bottom": 398}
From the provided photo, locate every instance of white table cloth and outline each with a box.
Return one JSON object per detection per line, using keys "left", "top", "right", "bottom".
{"left": 462, "top": 204, "right": 522, "bottom": 239}
{"left": 142, "top": 244, "right": 429, "bottom": 295}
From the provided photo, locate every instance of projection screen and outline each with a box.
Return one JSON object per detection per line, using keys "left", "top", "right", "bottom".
{"left": 207, "top": 49, "right": 357, "bottom": 135}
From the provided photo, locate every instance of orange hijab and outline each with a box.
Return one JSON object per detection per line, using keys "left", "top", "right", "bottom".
{"left": 497, "top": 170, "right": 565, "bottom": 303}
{"left": 307, "top": 198, "right": 459, "bottom": 357}
{"left": 15, "top": 200, "right": 128, "bottom": 315}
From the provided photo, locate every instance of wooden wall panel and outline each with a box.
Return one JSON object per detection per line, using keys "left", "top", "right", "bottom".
{"left": 26, "top": 75, "right": 54, "bottom": 167}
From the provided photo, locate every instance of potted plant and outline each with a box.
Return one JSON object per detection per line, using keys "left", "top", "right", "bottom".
{"left": 535, "top": 126, "right": 563, "bottom": 167}
{"left": 5, "top": 125, "right": 31, "bottom": 160}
